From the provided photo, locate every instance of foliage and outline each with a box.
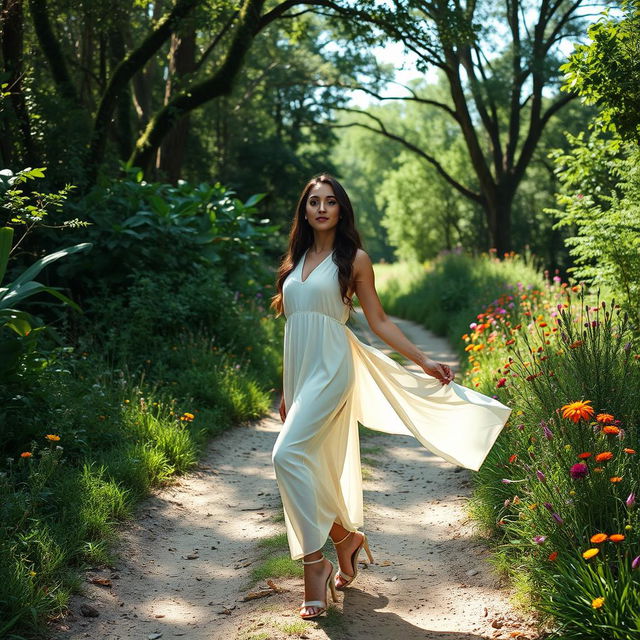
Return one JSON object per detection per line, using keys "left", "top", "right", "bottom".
{"left": 375, "top": 249, "right": 545, "bottom": 351}
{"left": 0, "top": 285, "right": 281, "bottom": 634}
{"left": 547, "top": 4, "right": 640, "bottom": 326}
{"left": 0, "top": 167, "right": 92, "bottom": 384}
{"left": 560, "top": 2, "right": 640, "bottom": 143}
{"left": 546, "top": 136, "right": 640, "bottom": 325}
{"left": 461, "top": 281, "right": 639, "bottom": 638}
{"left": 58, "top": 169, "right": 276, "bottom": 295}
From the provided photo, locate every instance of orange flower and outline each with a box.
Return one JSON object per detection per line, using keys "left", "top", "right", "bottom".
{"left": 609, "top": 534, "right": 625, "bottom": 542}
{"left": 624, "top": 448, "right": 636, "bottom": 454}
{"left": 45, "top": 434, "right": 60, "bottom": 442}
{"left": 505, "top": 338, "right": 515, "bottom": 345}
{"left": 594, "top": 467, "right": 604, "bottom": 472}
{"left": 602, "top": 426, "right": 620, "bottom": 435}
{"left": 610, "top": 476, "right": 623, "bottom": 483}
{"left": 595, "top": 452, "right": 613, "bottom": 462}
{"left": 509, "top": 453, "right": 518, "bottom": 463}
{"left": 570, "top": 340, "right": 584, "bottom": 348}
{"left": 578, "top": 452, "right": 592, "bottom": 459}
{"left": 20, "top": 451, "right": 32, "bottom": 458}
{"left": 548, "top": 551, "right": 558, "bottom": 561}
{"left": 596, "top": 413, "right": 615, "bottom": 423}
{"left": 539, "top": 321, "right": 548, "bottom": 327}
{"left": 561, "top": 400, "right": 595, "bottom": 423}
{"left": 590, "top": 533, "right": 608, "bottom": 543}
{"left": 582, "top": 548, "right": 599, "bottom": 559}
{"left": 591, "top": 597, "right": 604, "bottom": 609}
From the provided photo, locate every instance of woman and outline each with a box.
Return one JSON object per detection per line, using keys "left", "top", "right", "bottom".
{"left": 269, "top": 173, "right": 512, "bottom": 620}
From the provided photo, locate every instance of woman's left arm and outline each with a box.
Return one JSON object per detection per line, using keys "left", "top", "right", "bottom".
{"left": 352, "top": 250, "right": 454, "bottom": 385}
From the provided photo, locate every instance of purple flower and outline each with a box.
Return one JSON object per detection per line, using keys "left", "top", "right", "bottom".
{"left": 632, "top": 556, "right": 640, "bottom": 570}
{"left": 540, "top": 420, "right": 553, "bottom": 440}
{"left": 536, "top": 469, "right": 546, "bottom": 483}
{"left": 624, "top": 342, "right": 632, "bottom": 353}
{"left": 551, "top": 512, "right": 564, "bottom": 525}
{"left": 517, "top": 423, "right": 525, "bottom": 431}
{"left": 626, "top": 492, "right": 636, "bottom": 508}
{"left": 543, "top": 502, "right": 554, "bottom": 512}
{"left": 533, "top": 535, "right": 546, "bottom": 544}
{"left": 501, "top": 478, "right": 514, "bottom": 484}
{"left": 570, "top": 462, "right": 589, "bottom": 479}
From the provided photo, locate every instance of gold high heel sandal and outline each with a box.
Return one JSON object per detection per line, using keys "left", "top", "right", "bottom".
{"left": 299, "top": 554, "right": 338, "bottom": 619}
{"left": 332, "top": 530, "right": 374, "bottom": 590}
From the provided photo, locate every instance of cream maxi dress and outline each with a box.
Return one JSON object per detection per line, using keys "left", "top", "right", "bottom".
{"left": 271, "top": 248, "right": 512, "bottom": 560}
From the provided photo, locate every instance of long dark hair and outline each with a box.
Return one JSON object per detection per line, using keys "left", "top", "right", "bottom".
{"left": 270, "top": 173, "right": 363, "bottom": 318}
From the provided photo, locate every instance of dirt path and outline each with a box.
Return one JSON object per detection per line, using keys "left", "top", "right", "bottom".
{"left": 51, "top": 312, "right": 550, "bottom": 640}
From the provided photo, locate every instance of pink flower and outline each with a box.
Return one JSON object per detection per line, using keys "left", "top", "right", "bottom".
{"left": 570, "top": 462, "right": 589, "bottom": 479}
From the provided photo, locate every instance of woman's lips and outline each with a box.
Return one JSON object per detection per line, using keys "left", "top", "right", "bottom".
{"left": 316, "top": 217, "right": 328, "bottom": 221}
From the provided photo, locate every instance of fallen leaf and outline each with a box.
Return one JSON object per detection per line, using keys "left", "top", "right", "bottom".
{"left": 242, "top": 589, "right": 274, "bottom": 601}
{"left": 266, "top": 579, "right": 289, "bottom": 593}
{"left": 88, "top": 577, "right": 112, "bottom": 587}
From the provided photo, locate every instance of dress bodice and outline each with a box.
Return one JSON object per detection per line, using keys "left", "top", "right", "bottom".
{"left": 283, "top": 249, "right": 350, "bottom": 325}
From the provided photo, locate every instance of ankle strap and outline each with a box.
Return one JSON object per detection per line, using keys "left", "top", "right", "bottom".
{"left": 333, "top": 530, "right": 355, "bottom": 545}
{"left": 302, "top": 555, "right": 325, "bottom": 565}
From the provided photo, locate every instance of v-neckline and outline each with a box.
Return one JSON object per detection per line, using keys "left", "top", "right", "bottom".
{"left": 300, "top": 248, "right": 334, "bottom": 283}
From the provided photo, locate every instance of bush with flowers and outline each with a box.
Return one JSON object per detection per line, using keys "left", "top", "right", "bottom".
{"left": 461, "top": 279, "right": 639, "bottom": 638}
{"left": 378, "top": 250, "right": 640, "bottom": 637}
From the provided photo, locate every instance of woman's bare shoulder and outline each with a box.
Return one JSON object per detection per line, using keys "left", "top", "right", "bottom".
{"left": 353, "top": 248, "right": 373, "bottom": 273}
{"left": 353, "top": 249, "right": 371, "bottom": 266}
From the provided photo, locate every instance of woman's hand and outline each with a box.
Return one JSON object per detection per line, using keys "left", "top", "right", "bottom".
{"left": 420, "top": 357, "right": 454, "bottom": 386}
{"left": 279, "top": 394, "right": 287, "bottom": 422}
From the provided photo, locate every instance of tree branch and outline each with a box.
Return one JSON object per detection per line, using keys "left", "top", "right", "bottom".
{"left": 28, "top": 0, "right": 80, "bottom": 105}
{"left": 330, "top": 107, "right": 482, "bottom": 203}
{"left": 88, "top": 0, "right": 199, "bottom": 180}
{"left": 194, "top": 9, "right": 239, "bottom": 73}
{"left": 128, "top": 0, "right": 266, "bottom": 172}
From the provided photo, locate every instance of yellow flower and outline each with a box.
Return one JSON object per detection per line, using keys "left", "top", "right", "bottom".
{"left": 582, "top": 548, "right": 600, "bottom": 559}
{"left": 591, "top": 597, "right": 604, "bottom": 609}
{"left": 45, "top": 434, "right": 60, "bottom": 442}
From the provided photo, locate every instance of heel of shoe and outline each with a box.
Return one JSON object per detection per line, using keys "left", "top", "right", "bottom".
{"left": 328, "top": 567, "right": 338, "bottom": 602}
{"left": 362, "top": 535, "right": 374, "bottom": 564}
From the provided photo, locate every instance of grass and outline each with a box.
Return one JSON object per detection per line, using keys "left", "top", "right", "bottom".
{"left": 0, "top": 293, "right": 283, "bottom": 637}
{"left": 252, "top": 533, "right": 303, "bottom": 582}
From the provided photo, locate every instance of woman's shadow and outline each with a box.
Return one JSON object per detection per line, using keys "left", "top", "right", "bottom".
{"left": 318, "top": 589, "right": 489, "bottom": 640}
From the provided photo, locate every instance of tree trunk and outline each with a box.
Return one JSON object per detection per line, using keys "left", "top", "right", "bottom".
{"left": 128, "top": 0, "right": 266, "bottom": 175}
{"left": 109, "top": 26, "right": 133, "bottom": 160}
{"left": 28, "top": 0, "right": 79, "bottom": 106}
{"left": 87, "top": 0, "right": 198, "bottom": 183}
{"left": 486, "top": 190, "right": 515, "bottom": 257}
{"left": 156, "top": 27, "right": 196, "bottom": 183}
{"left": 2, "top": 0, "right": 37, "bottom": 165}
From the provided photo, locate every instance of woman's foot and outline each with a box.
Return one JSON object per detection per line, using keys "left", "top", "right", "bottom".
{"left": 332, "top": 530, "right": 367, "bottom": 589}
{"left": 300, "top": 555, "right": 335, "bottom": 618}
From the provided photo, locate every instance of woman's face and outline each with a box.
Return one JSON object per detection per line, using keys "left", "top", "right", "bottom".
{"left": 305, "top": 182, "right": 340, "bottom": 231}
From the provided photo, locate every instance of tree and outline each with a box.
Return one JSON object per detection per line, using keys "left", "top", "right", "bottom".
{"left": 328, "top": 0, "right": 613, "bottom": 255}
{"left": 546, "top": 2, "right": 640, "bottom": 321}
